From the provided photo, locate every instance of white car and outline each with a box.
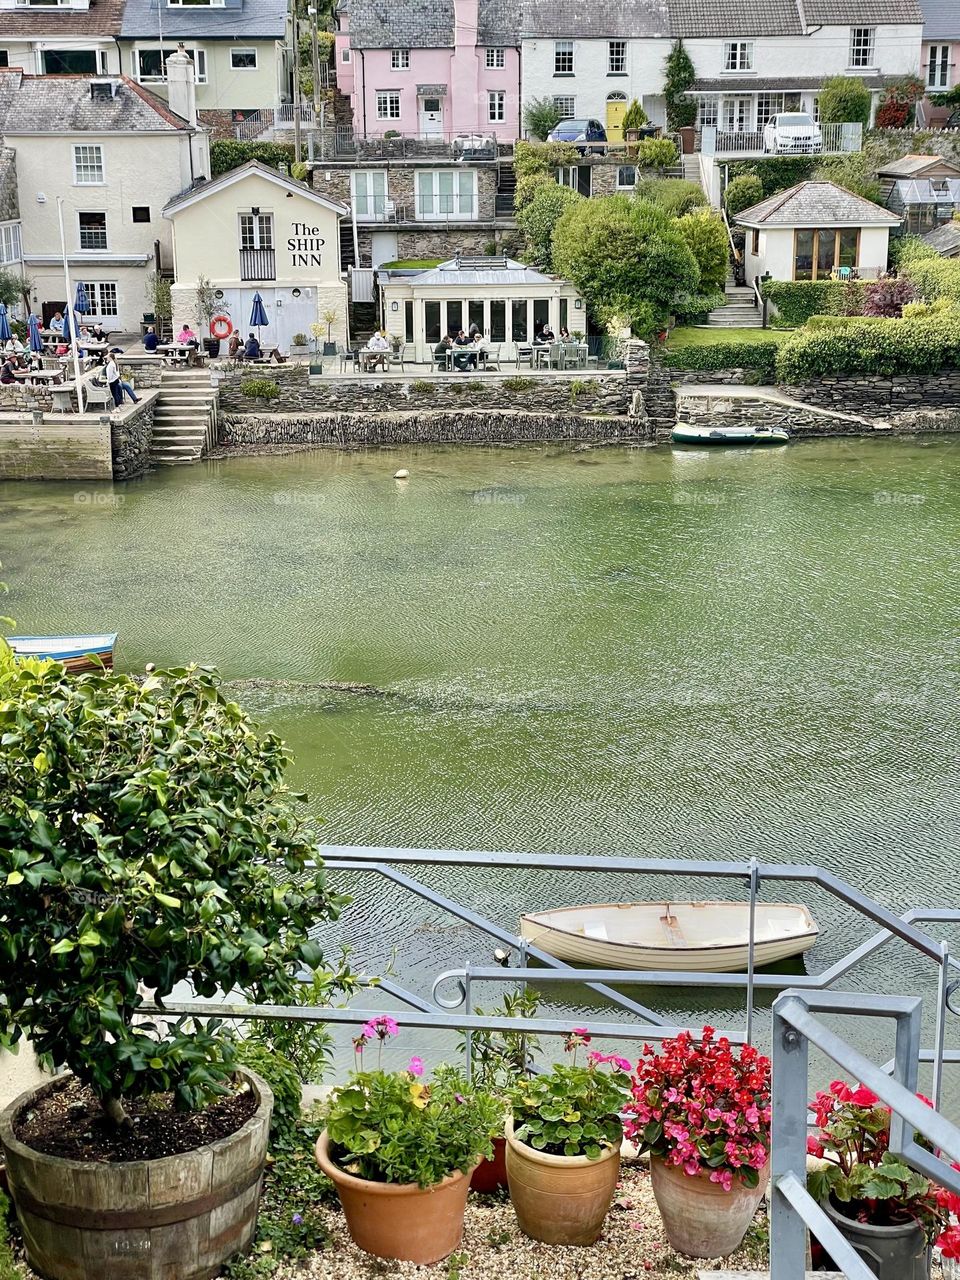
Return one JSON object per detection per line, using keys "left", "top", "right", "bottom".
{"left": 762, "top": 112, "right": 823, "bottom": 154}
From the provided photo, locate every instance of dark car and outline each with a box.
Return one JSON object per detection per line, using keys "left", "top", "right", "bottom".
{"left": 546, "top": 118, "right": 607, "bottom": 153}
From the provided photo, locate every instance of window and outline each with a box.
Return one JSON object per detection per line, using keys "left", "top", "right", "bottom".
{"left": 557, "top": 165, "right": 591, "bottom": 195}
{"left": 793, "top": 227, "right": 859, "bottom": 280}
{"left": 352, "top": 170, "right": 387, "bottom": 220}
{"left": 751, "top": 227, "right": 759, "bottom": 254}
{"left": 490, "top": 300, "right": 505, "bottom": 342}
{"left": 616, "top": 165, "right": 636, "bottom": 189}
{"left": 376, "top": 91, "right": 401, "bottom": 119}
{"left": 533, "top": 299, "right": 549, "bottom": 335}
{"left": 341, "top": 46, "right": 351, "bottom": 62}
{"left": 73, "top": 144, "right": 103, "bottom": 184}
{"left": 239, "top": 211, "right": 274, "bottom": 249}
{"left": 78, "top": 211, "right": 107, "bottom": 250}
{"left": 414, "top": 170, "right": 476, "bottom": 219}
{"left": 43, "top": 49, "right": 98, "bottom": 73}
{"left": 697, "top": 97, "right": 718, "bottom": 128}
{"left": 79, "top": 281, "right": 118, "bottom": 316}
{"left": 137, "top": 47, "right": 206, "bottom": 82}
{"left": 424, "top": 301, "right": 440, "bottom": 344}
{"left": 608, "top": 40, "right": 626, "bottom": 74}
{"left": 723, "top": 41, "right": 753, "bottom": 72}
{"left": 849, "top": 27, "right": 875, "bottom": 68}
{"left": 721, "top": 97, "right": 751, "bottom": 132}
{"left": 230, "top": 48, "right": 257, "bottom": 70}
{"left": 511, "top": 299, "right": 527, "bottom": 342}
{"left": 928, "top": 44, "right": 950, "bottom": 89}
{"left": 404, "top": 299, "right": 414, "bottom": 343}
{"left": 0, "top": 52, "right": 7, "bottom": 68}
{"left": 168, "top": 0, "right": 224, "bottom": 7}
{"left": 0, "top": 223, "right": 20, "bottom": 264}
{"left": 486, "top": 47, "right": 504, "bottom": 68}
{"left": 446, "top": 301, "right": 462, "bottom": 336}
{"left": 131, "top": 205, "right": 151, "bottom": 223}
{"left": 554, "top": 40, "right": 573, "bottom": 75}
{"left": 488, "top": 90, "right": 505, "bottom": 122}
{"left": 756, "top": 91, "right": 801, "bottom": 127}
{"left": 468, "top": 300, "right": 484, "bottom": 333}
{"left": 391, "top": 48, "right": 409, "bottom": 70}
{"left": 552, "top": 95, "right": 575, "bottom": 119}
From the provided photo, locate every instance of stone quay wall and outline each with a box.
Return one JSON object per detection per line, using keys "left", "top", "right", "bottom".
{"left": 674, "top": 390, "right": 960, "bottom": 439}
{"left": 111, "top": 395, "right": 158, "bottom": 479}
{"left": 0, "top": 394, "right": 157, "bottom": 481}
{"left": 782, "top": 374, "right": 960, "bottom": 416}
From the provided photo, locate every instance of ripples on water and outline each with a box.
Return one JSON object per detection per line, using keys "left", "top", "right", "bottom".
{"left": 3, "top": 440, "right": 960, "bottom": 1097}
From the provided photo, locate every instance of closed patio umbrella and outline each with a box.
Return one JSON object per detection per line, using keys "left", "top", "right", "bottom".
{"left": 250, "top": 292, "right": 268, "bottom": 342}
{"left": 74, "top": 281, "right": 90, "bottom": 316}
{"left": 27, "top": 313, "right": 42, "bottom": 353}
{"left": 0, "top": 303, "right": 12, "bottom": 344}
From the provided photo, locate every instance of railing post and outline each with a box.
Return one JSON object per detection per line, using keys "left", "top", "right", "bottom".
{"left": 746, "top": 857, "right": 759, "bottom": 1045}
{"left": 771, "top": 994, "right": 809, "bottom": 1280}
{"left": 464, "top": 964, "right": 473, "bottom": 1082}
{"left": 932, "top": 940, "right": 950, "bottom": 1110}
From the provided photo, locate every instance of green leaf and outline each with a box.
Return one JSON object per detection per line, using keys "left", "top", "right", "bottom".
{"left": 78, "top": 930, "right": 102, "bottom": 947}
{"left": 49, "top": 939, "right": 75, "bottom": 955}
{"left": 5, "top": 871, "right": 22, "bottom": 886}
{"left": 154, "top": 893, "right": 181, "bottom": 909}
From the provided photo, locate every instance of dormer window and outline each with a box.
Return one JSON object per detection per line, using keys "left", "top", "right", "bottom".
{"left": 168, "top": 0, "right": 225, "bottom": 8}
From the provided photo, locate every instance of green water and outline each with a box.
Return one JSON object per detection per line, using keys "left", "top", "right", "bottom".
{"left": 2, "top": 439, "right": 960, "bottom": 1093}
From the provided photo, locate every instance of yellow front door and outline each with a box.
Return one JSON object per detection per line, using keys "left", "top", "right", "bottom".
{"left": 606, "top": 97, "right": 627, "bottom": 144}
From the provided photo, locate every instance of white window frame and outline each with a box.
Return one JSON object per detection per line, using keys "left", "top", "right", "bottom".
{"left": 485, "top": 46, "right": 504, "bottom": 68}
{"left": 488, "top": 90, "right": 505, "bottom": 122}
{"left": 723, "top": 41, "right": 753, "bottom": 72}
{"left": 341, "top": 46, "right": 351, "bottom": 62}
{"left": 239, "top": 211, "right": 274, "bottom": 250}
{"left": 351, "top": 170, "right": 388, "bottom": 221}
{"left": 376, "top": 90, "right": 401, "bottom": 119}
{"left": 390, "top": 48, "right": 409, "bottom": 70}
{"left": 615, "top": 165, "right": 636, "bottom": 189}
{"left": 136, "top": 45, "right": 206, "bottom": 82}
{"left": 230, "top": 47, "right": 258, "bottom": 70}
{"left": 78, "top": 281, "right": 118, "bottom": 318}
{"left": 721, "top": 96, "right": 752, "bottom": 132}
{"left": 849, "top": 27, "right": 875, "bottom": 68}
{"left": 697, "top": 96, "right": 718, "bottom": 128}
{"left": 554, "top": 40, "right": 573, "bottom": 75}
{"left": 167, "top": 0, "right": 224, "bottom": 7}
{"left": 927, "top": 44, "right": 950, "bottom": 89}
{"left": 414, "top": 170, "right": 477, "bottom": 221}
{"left": 552, "top": 95, "right": 575, "bottom": 119}
{"left": 0, "top": 222, "right": 20, "bottom": 264}
{"left": 608, "top": 40, "right": 626, "bottom": 74}
{"left": 73, "top": 144, "right": 104, "bottom": 185}
{"left": 77, "top": 210, "right": 107, "bottom": 251}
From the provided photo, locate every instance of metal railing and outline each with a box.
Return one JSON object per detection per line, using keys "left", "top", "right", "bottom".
{"left": 334, "top": 127, "right": 502, "bottom": 161}
{"left": 701, "top": 122, "right": 863, "bottom": 157}
{"left": 239, "top": 248, "right": 276, "bottom": 281}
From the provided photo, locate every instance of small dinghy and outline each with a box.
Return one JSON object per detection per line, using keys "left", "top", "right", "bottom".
{"left": 6, "top": 633, "right": 117, "bottom": 673}
{"left": 672, "top": 424, "right": 789, "bottom": 446}
{"left": 520, "top": 901, "right": 818, "bottom": 972}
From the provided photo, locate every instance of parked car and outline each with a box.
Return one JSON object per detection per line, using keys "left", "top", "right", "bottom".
{"left": 547, "top": 118, "right": 607, "bottom": 153}
{"left": 762, "top": 112, "right": 823, "bottom": 154}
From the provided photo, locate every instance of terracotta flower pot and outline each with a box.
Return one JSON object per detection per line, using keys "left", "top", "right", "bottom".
{"left": 315, "top": 1129, "right": 475, "bottom": 1265}
{"left": 651, "top": 1156, "right": 769, "bottom": 1258}
{"left": 471, "top": 1135, "right": 508, "bottom": 1193}
{"left": 504, "top": 1115, "right": 621, "bottom": 1246}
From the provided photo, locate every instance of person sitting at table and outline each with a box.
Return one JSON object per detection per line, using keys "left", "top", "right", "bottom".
{"left": 452, "top": 329, "right": 475, "bottom": 371}
{"left": 90, "top": 323, "right": 108, "bottom": 343}
{"left": 177, "top": 324, "right": 199, "bottom": 347}
{"left": 0, "top": 356, "right": 16, "bottom": 384}
{"left": 49, "top": 311, "right": 64, "bottom": 335}
{"left": 228, "top": 330, "right": 241, "bottom": 359}
{"left": 470, "top": 331, "right": 489, "bottom": 368}
{"left": 242, "top": 332, "right": 262, "bottom": 361}
{"left": 433, "top": 335, "right": 453, "bottom": 369}
{"left": 364, "top": 330, "right": 389, "bottom": 371}
{"left": 143, "top": 326, "right": 158, "bottom": 353}
{"left": 559, "top": 327, "right": 571, "bottom": 340}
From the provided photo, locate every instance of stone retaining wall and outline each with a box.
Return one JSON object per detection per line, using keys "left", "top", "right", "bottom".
{"left": 782, "top": 374, "right": 960, "bottom": 415}
{"left": 675, "top": 391, "right": 960, "bottom": 439}
{"left": 111, "top": 395, "right": 157, "bottom": 479}
{"left": 0, "top": 394, "right": 157, "bottom": 481}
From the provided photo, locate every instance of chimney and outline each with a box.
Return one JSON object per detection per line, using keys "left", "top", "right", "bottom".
{"left": 165, "top": 43, "right": 198, "bottom": 128}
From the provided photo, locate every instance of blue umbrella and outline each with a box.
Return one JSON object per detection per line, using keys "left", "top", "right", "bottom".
{"left": 28, "top": 313, "right": 42, "bottom": 353}
{"left": 250, "top": 292, "right": 268, "bottom": 340}
{"left": 74, "top": 282, "right": 90, "bottom": 316}
{"left": 61, "top": 307, "right": 72, "bottom": 346}
{"left": 0, "top": 303, "right": 12, "bottom": 344}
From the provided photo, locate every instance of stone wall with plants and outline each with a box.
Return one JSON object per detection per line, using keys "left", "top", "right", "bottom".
{"left": 661, "top": 340, "right": 780, "bottom": 382}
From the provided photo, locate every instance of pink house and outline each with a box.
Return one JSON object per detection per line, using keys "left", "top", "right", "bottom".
{"left": 919, "top": 0, "right": 959, "bottom": 124}
{"left": 335, "top": 0, "right": 520, "bottom": 141}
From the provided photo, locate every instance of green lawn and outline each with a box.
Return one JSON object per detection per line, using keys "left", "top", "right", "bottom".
{"left": 378, "top": 259, "right": 443, "bottom": 270}
{"left": 666, "top": 326, "right": 793, "bottom": 349}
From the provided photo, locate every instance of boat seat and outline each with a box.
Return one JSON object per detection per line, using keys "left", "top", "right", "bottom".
{"left": 582, "top": 922, "right": 609, "bottom": 940}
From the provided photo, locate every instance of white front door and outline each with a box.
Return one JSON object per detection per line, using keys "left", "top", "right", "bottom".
{"left": 722, "top": 97, "right": 751, "bottom": 132}
{"left": 419, "top": 96, "right": 443, "bottom": 137}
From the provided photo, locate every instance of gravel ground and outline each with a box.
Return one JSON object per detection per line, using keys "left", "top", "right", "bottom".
{"left": 272, "top": 1160, "right": 769, "bottom": 1280}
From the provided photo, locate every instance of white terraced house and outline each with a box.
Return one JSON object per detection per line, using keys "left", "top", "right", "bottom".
{"left": 519, "top": 0, "right": 924, "bottom": 142}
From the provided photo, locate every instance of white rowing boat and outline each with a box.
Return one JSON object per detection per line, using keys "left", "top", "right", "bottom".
{"left": 519, "top": 901, "right": 818, "bottom": 972}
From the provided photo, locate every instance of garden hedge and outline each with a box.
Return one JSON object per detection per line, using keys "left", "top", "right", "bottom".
{"left": 775, "top": 311, "right": 960, "bottom": 380}
{"left": 727, "top": 157, "right": 817, "bottom": 198}
{"left": 662, "top": 341, "right": 780, "bottom": 380}
{"left": 210, "top": 139, "right": 296, "bottom": 176}
{"left": 903, "top": 256, "right": 960, "bottom": 304}
{"left": 761, "top": 279, "right": 868, "bottom": 327}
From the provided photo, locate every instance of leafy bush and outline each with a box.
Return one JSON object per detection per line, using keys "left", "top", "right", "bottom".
{"left": 0, "top": 654, "right": 349, "bottom": 1126}
{"left": 292, "top": 332, "right": 308, "bottom": 347}
{"left": 761, "top": 279, "right": 868, "bottom": 327}
{"left": 232, "top": 1040, "right": 303, "bottom": 1147}
{"left": 211, "top": 140, "right": 296, "bottom": 176}
{"left": 863, "top": 276, "right": 916, "bottom": 317}
{"left": 663, "top": 40, "right": 697, "bottom": 129}
{"left": 241, "top": 378, "right": 280, "bottom": 400}
{"left": 874, "top": 78, "right": 925, "bottom": 129}
{"left": 676, "top": 209, "right": 729, "bottom": 294}
{"left": 636, "top": 177, "right": 706, "bottom": 216}
{"left": 522, "top": 96, "right": 563, "bottom": 141}
{"left": 634, "top": 137, "right": 679, "bottom": 169}
{"left": 622, "top": 99, "right": 649, "bottom": 132}
{"left": 502, "top": 376, "right": 535, "bottom": 392}
{"left": 903, "top": 256, "right": 960, "bottom": 303}
{"left": 0, "top": 1192, "right": 18, "bottom": 1280}
{"left": 889, "top": 234, "right": 940, "bottom": 271}
{"left": 727, "top": 157, "right": 816, "bottom": 198}
{"left": 410, "top": 379, "right": 434, "bottom": 393}
{"left": 775, "top": 311, "right": 960, "bottom": 380}
{"left": 514, "top": 139, "right": 580, "bottom": 177}
{"left": 662, "top": 340, "right": 780, "bottom": 380}
{"left": 812, "top": 152, "right": 883, "bottom": 204}
{"left": 724, "top": 174, "right": 764, "bottom": 218}
{"left": 817, "top": 76, "right": 872, "bottom": 127}
{"left": 902, "top": 297, "right": 955, "bottom": 320}
{"left": 516, "top": 181, "right": 582, "bottom": 262}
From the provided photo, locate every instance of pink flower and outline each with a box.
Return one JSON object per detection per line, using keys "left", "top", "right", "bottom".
{"left": 362, "top": 1015, "right": 399, "bottom": 1041}
{"left": 710, "top": 1169, "right": 734, "bottom": 1191}
{"left": 849, "top": 1085, "right": 878, "bottom": 1107}
{"left": 807, "top": 1136, "right": 825, "bottom": 1158}
{"left": 407, "top": 1056, "right": 424, "bottom": 1077}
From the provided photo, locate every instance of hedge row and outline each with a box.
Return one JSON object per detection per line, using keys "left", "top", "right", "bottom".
{"left": 761, "top": 279, "right": 868, "bottom": 327}
{"left": 775, "top": 312, "right": 960, "bottom": 380}
{"left": 903, "top": 256, "right": 960, "bottom": 304}
{"left": 726, "top": 157, "right": 817, "bottom": 198}
{"left": 210, "top": 139, "right": 296, "bottom": 177}
{"left": 662, "top": 341, "right": 780, "bottom": 378}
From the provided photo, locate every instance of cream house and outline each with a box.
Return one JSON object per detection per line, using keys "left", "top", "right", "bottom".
{"left": 163, "top": 160, "right": 349, "bottom": 351}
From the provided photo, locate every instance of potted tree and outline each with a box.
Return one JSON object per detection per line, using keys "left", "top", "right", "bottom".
{"left": 624, "top": 1026, "right": 771, "bottom": 1259}
{"left": 145, "top": 271, "right": 171, "bottom": 334}
{"left": 320, "top": 306, "right": 339, "bottom": 357}
{"left": 315, "top": 1017, "right": 500, "bottom": 1264}
{"left": 807, "top": 1081, "right": 960, "bottom": 1280}
{"left": 195, "top": 274, "right": 223, "bottom": 357}
{"left": 505, "top": 1029, "right": 632, "bottom": 1245}
{"left": 0, "top": 648, "right": 350, "bottom": 1280}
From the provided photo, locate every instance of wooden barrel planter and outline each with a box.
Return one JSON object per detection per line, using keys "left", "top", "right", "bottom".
{"left": 0, "top": 1069, "right": 273, "bottom": 1280}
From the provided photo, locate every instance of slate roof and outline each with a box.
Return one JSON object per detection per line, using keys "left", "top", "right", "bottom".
{"left": 918, "top": 0, "right": 960, "bottom": 39}
{"left": 669, "top": 0, "right": 801, "bottom": 38}
{"left": 523, "top": 0, "right": 667, "bottom": 39}
{"left": 877, "top": 154, "right": 960, "bottom": 178}
{"left": 735, "top": 180, "right": 901, "bottom": 225}
{"left": 121, "top": 0, "right": 287, "bottom": 41}
{"left": 922, "top": 221, "right": 960, "bottom": 256}
{"left": 410, "top": 256, "right": 558, "bottom": 285}
{"left": 345, "top": 0, "right": 520, "bottom": 49}
{"left": 163, "top": 159, "right": 349, "bottom": 214}
{"left": 802, "top": 0, "right": 922, "bottom": 21}
{"left": 0, "top": 71, "right": 189, "bottom": 132}
{"left": 691, "top": 74, "right": 892, "bottom": 92}
{"left": 0, "top": 0, "right": 124, "bottom": 38}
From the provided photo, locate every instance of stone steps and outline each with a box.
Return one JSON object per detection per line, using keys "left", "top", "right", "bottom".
{"left": 149, "top": 369, "right": 219, "bottom": 465}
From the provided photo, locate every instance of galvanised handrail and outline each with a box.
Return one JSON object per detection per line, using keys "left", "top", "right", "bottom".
{"left": 771, "top": 989, "right": 960, "bottom": 1280}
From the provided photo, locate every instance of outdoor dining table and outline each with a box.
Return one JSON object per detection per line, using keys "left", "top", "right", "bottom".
{"left": 157, "top": 343, "right": 202, "bottom": 365}
{"left": 13, "top": 368, "right": 64, "bottom": 385}
{"left": 361, "top": 348, "right": 389, "bottom": 371}
{"left": 49, "top": 381, "right": 77, "bottom": 413}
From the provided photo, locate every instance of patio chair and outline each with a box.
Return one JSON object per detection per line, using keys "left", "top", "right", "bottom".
{"left": 562, "top": 342, "right": 584, "bottom": 370}
{"left": 429, "top": 348, "right": 452, "bottom": 373}
{"left": 338, "top": 343, "right": 361, "bottom": 373}
{"left": 481, "top": 343, "right": 501, "bottom": 371}
{"left": 515, "top": 344, "right": 534, "bottom": 370}
{"left": 388, "top": 342, "right": 407, "bottom": 372}
{"left": 545, "top": 341, "right": 564, "bottom": 369}
{"left": 832, "top": 266, "right": 852, "bottom": 281}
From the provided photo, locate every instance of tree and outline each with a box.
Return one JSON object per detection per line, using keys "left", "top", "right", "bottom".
{"left": 145, "top": 271, "right": 172, "bottom": 322}
{"left": 813, "top": 152, "right": 883, "bottom": 204}
{"left": 523, "top": 97, "right": 563, "bottom": 141}
{"left": 516, "top": 182, "right": 582, "bottom": 265}
{"left": 0, "top": 267, "right": 23, "bottom": 309}
{"left": 724, "top": 174, "right": 764, "bottom": 217}
{"left": 874, "top": 78, "right": 924, "bottom": 129}
{"left": 551, "top": 195, "right": 700, "bottom": 329}
{"left": 817, "top": 76, "right": 872, "bottom": 128}
{"left": 676, "top": 209, "right": 729, "bottom": 295}
{"left": 636, "top": 178, "right": 707, "bottom": 216}
{"left": 663, "top": 41, "right": 697, "bottom": 130}
{"left": 195, "top": 274, "right": 219, "bottom": 335}
{"left": 634, "top": 137, "right": 680, "bottom": 170}
{"left": 622, "top": 99, "right": 649, "bottom": 132}
{"left": 0, "top": 652, "right": 350, "bottom": 1127}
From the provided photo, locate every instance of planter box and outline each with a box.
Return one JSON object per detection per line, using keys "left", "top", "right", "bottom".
{"left": 322, "top": 342, "right": 337, "bottom": 357}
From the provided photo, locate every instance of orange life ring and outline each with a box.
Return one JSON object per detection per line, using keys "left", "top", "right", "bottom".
{"left": 210, "top": 315, "right": 233, "bottom": 339}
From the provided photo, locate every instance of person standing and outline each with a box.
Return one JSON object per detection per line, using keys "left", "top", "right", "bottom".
{"left": 104, "top": 354, "right": 139, "bottom": 406}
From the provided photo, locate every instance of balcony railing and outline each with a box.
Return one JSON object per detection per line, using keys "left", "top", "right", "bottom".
{"left": 239, "top": 247, "right": 276, "bottom": 281}
{"left": 701, "top": 121, "right": 863, "bottom": 157}
{"left": 333, "top": 126, "right": 501, "bottom": 162}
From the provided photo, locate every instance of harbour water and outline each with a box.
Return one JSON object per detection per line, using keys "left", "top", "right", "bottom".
{"left": 3, "top": 438, "right": 959, "bottom": 1101}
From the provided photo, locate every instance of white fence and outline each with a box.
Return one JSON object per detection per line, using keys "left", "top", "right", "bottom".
{"left": 701, "top": 121, "right": 863, "bottom": 158}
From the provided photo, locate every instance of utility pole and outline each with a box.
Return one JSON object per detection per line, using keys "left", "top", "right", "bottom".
{"left": 292, "top": 7, "right": 302, "bottom": 164}
{"left": 308, "top": 4, "right": 323, "bottom": 159}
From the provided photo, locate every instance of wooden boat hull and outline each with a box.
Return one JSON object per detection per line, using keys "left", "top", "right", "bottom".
{"left": 6, "top": 634, "right": 117, "bottom": 673}
{"left": 672, "top": 425, "right": 789, "bottom": 446}
{"left": 520, "top": 900, "right": 818, "bottom": 972}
